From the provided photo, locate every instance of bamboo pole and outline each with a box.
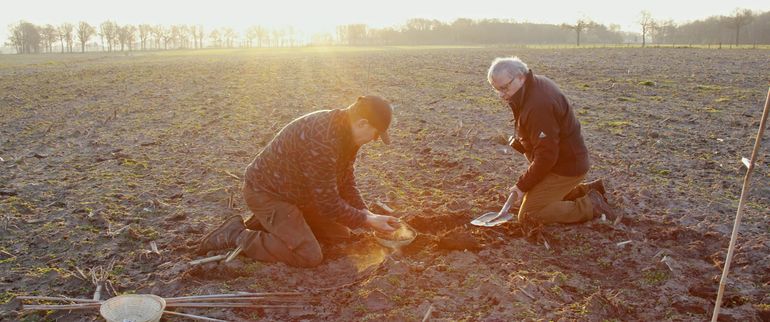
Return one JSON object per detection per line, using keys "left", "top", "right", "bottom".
{"left": 163, "top": 310, "right": 229, "bottom": 322}
{"left": 16, "top": 296, "right": 99, "bottom": 303}
{"left": 712, "top": 87, "right": 770, "bottom": 321}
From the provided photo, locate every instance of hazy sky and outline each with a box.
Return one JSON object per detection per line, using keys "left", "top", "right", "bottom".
{"left": 2, "top": 0, "right": 770, "bottom": 42}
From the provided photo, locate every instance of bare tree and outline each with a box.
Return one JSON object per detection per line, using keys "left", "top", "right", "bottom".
{"left": 160, "top": 27, "right": 173, "bottom": 50}
{"left": 223, "top": 28, "right": 236, "bottom": 48}
{"left": 723, "top": 8, "right": 754, "bottom": 46}
{"left": 40, "top": 24, "right": 58, "bottom": 53}
{"left": 638, "top": 11, "right": 655, "bottom": 47}
{"left": 562, "top": 19, "right": 596, "bottom": 46}
{"left": 117, "top": 25, "right": 136, "bottom": 51}
{"left": 652, "top": 19, "right": 677, "bottom": 45}
{"left": 152, "top": 25, "right": 164, "bottom": 49}
{"left": 76, "top": 21, "right": 95, "bottom": 52}
{"left": 59, "top": 23, "right": 74, "bottom": 53}
{"left": 209, "top": 29, "right": 222, "bottom": 48}
{"left": 245, "top": 26, "right": 259, "bottom": 47}
{"left": 100, "top": 21, "right": 118, "bottom": 52}
{"left": 138, "top": 24, "right": 152, "bottom": 50}
{"left": 6, "top": 23, "right": 20, "bottom": 53}
{"left": 193, "top": 25, "right": 205, "bottom": 48}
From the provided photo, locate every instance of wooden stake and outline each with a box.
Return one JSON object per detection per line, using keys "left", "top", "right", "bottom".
{"left": 712, "top": 87, "right": 770, "bottom": 322}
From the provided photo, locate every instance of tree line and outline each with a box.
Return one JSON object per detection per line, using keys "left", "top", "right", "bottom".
{"left": 4, "top": 8, "right": 769, "bottom": 54}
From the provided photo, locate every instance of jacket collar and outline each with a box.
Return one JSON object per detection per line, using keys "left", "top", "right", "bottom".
{"left": 509, "top": 69, "right": 534, "bottom": 120}
{"left": 333, "top": 109, "right": 359, "bottom": 158}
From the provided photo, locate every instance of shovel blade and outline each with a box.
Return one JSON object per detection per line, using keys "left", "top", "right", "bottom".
{"left": 470, "top": 211, "right": 515, "bottom": 227}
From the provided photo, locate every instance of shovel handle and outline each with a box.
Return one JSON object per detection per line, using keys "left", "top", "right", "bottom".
{"left": 498, "top": 191, "right": 518, "bottom": 216}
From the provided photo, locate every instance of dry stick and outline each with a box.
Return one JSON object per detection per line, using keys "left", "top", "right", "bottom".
{"left": 163, "top": 310, "right": 229, "bottom": 322}
{"left": 166, "top": 303, "right": 304, "bottom": 309}
{"left": 166, "top": 297, "right": 314, "bottom": 303}
{"left": 189, "top": 254, "right": 228, "bottom": 266}
{"left": 224, "top": 246, "right": 243, "bottom": 263}
{"left": 421, "top": 304, "right": 434, "bottom": 322}
{"left": 712, "top": 87, "right": 770, "bottom": 322}
{"left": 23, "top": 303, "right": 101, "bottom": 310}
{"left": 165, "top": 292, "right": 303, "bottom": 302}
{"left": 17, "top": 296, "right": 99, "bottom": 303}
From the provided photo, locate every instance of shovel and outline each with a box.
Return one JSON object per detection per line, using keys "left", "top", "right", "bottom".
{"left": 471, "top": 190, "right": 519, "bottom": 227}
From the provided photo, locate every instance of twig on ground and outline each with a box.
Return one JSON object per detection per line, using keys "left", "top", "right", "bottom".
{"left": 150, "top": 241, "right": 160, "bottom": 255}
{"left": 225, "top": 246, "right": 243, "bottom": 263}
{"left": 516, "top": 286, "right": 536, "bottom": 300}
{"left": 223, "top": 170, "right": 241, "bottom": 181}
{"left": 107, "top": 223, "right": 130, "bottom": 238}
{"left": 0, "top": 249, "right": 15, "bottom": 258}
{"left": 189, "top": 254, "right": 228, "bottom": 266}
{"left": 421, "top": 304, "right": 434, "bottom": 322}
{"left": 616, "top": 240, "right": 633, "bottom": 247}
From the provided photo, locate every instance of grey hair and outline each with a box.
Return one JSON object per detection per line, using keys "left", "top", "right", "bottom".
{"left": 487, "top": 56, "right": 528, "bottom": 84}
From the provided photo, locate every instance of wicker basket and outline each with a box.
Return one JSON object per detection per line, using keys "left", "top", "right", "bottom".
{"left": 100, "top": 294, "right": 166, "bottom": 322}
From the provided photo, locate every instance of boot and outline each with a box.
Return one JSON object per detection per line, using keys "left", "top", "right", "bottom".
{"left": 244, "top": 215, "right": 264, "bottom": 231}
{"left": 196, "top": 215, "right": 245, "bottom": 255}
{"left": 563, "top": 179, "right": 607, "bottom": 201}
{"left": 588, "top": 190, "right": 616, "bottom": 221}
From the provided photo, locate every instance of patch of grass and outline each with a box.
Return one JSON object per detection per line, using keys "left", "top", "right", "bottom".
{"left": 120, "top": 158, "right": 148, "bottom": 169}
{"left": 638, "top": 80, "right": 655, "bottom": 86}
{"left": 704, "top": 106, "right": 721, "bottom": 113}
{"left": 642, "top": 270, "right": 669, "bottom": 285}
{"left": 3, "top": 196, "right": 36, "bottom": 214}
{"left": 25, "top": 266, "right": 63, "bottom": 278}
{"left": 353, "top": 303, "right": 367, "bottom": 314}
{"left": 617, "top": 96, "right": 638, "bottom": 102}
{"left": 76, "top": 224, "right": 100, "bottom": 234}
{"left": 129, "top": 225, "right": 160, "bottom": 240}
{"left": 1, "top": 290, "right": 18, "bottom": 304}
{"left": 0, "top": 257, "right": 16, "bottom": 264}
{"left": 696, "top": 84, "right": 723, "bottom": 91}
{"left": 605, "top": 120, "right": 630, "bottom": 127}
{"left": 569, "top": 302, "right": 589, "bottom": 315}
{"left": 715, "top": 97, "right": 730, "bottom": 103}
{"left": 648, "top": 165, "right": 671, "bottom": 176}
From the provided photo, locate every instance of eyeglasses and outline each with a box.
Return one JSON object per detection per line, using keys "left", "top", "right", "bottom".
{"left": 495, "top": 78, "right": 515, "bottom": 93}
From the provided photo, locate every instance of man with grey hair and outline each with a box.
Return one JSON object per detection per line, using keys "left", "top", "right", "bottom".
{"left": 487, "top": 56, "right": 615, "bottom": 225}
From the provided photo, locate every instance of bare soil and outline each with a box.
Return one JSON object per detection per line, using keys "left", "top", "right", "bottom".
{"left": 1, "top": 47, "right": 769, "bottom": 321}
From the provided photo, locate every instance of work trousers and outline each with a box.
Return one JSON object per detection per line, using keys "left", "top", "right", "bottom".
{"left": 518, "top": 173, "right": 595, "bottom": 224}
{"left": 240, "top": 183, "right": 351, "bottom": 267}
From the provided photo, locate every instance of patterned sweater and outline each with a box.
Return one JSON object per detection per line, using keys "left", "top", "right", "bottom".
{"left": 244, "top": 109, "right": 368, "bottom": 228}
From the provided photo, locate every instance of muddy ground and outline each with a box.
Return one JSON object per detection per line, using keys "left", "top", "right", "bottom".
{"left": 1, "top": 47, "right": 769, "bottom": 321}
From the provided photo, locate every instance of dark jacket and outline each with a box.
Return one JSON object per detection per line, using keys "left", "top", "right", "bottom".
{"left": 244, "top": 109, "right": 367, "bottom": 228}
{"left": 509, "top": 70, "right": 590, "bottom": 192}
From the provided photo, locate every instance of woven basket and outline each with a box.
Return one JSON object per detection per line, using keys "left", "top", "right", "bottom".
{"left": 100, "top": 294, "right": 166, "bottom": 322}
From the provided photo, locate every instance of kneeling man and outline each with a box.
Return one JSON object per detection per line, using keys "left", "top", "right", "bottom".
{"left": 197, "top": 96, "right": 399, "bottom": 267}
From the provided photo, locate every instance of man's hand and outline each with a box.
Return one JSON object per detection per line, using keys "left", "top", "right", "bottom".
{"left": 511, "top": 185, "right": 524, "bottom": 208}
{"left": 363, "top": 210, "right": 399, "bottom": 233}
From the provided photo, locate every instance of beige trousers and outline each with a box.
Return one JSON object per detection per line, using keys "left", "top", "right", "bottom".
{"left": 517, "top": 173, "right": 594, "bottom": 224}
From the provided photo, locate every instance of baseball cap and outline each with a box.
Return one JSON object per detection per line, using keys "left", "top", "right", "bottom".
{"left": 353, "top": 95, "right": 393, "bottom": 144}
